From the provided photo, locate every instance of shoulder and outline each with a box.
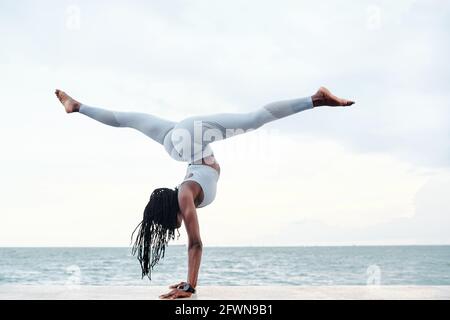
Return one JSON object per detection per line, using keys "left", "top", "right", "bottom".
{"left": 178, "top": 182, "right": 200, "bottom": 208}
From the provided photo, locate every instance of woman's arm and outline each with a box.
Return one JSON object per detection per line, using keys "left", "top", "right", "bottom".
{"left": 159, "top": 185, "right": 202, "bottom": 299}
{"left": 184, "top": 206, "right": 203, "bottom": 288}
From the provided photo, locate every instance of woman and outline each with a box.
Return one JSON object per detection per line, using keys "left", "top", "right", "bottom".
{"left": 55, "top": 87, "right": 354, "bottom": 299}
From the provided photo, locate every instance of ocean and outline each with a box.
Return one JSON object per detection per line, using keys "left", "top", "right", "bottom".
{"left": 0, "top": 246, "right": 449, "bottom": 286}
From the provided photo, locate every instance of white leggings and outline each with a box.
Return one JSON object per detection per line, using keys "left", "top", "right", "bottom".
{"left": 79, "top": 96, "right": 313, "bottom": 164}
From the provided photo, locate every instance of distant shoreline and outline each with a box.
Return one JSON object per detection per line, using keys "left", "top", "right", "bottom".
{"left": 1, "top": 244, "right": 450, "bottom": 248}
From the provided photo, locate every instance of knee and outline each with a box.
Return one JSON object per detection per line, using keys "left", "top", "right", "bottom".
{"left": 109, "top": 113, "right": 123, "bottom": 127}
{"left": 248, "top": 110, "right": 267, "bottom": 129}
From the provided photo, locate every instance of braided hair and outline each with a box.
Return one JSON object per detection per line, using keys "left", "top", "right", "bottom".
{"left": 131, "top": 187, "right": 180, "bottom": 279}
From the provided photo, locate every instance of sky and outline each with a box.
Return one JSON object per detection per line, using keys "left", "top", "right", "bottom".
{"left": 0, "top": 0, "right": 449, "bottom": 246}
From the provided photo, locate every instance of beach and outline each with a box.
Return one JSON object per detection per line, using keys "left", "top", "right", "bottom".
{"left": 1, "top": 285, "right": 449, "bottom": 300}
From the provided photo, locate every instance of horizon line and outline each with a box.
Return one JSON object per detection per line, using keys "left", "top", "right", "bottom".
{"left": 1, "top": 244, "right": 450, "bottom": 248}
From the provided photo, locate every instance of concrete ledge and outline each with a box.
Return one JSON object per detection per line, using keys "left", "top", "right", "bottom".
{"left": 1, "top": 286, "right": 449, "bottom": 300}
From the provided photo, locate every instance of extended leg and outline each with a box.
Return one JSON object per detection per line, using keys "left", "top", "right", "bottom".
{"left": 208, "top": 95, "right": 314, "bottom": 133}
{"left": 55, "top": 90, "right": 175, "bottom": 145}
{"left": 169, "top": 87, "right": 354, "bottom": 163}
{"left": 168, "top": 96, "right": 313, "bottom": 162}
{"left": 180, "top": 87, "right": 354, "bottom": 140}
{"left": 174, "top": 86, "right": 355, "bottom": 143}
{"left": 174, "top": 96, "right": 313, "bottom": 143}
{"left": 79, "top": 105, "right": 175, "bottom": 145}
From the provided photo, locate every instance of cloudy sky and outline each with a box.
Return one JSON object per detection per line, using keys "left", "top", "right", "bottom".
{"left": 0, "top": 0, "right": 449, "bottom": 246}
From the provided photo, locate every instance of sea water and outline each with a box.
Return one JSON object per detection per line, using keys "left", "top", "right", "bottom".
{"left": 0, "top": 246, "right": 449, "bottom": 285}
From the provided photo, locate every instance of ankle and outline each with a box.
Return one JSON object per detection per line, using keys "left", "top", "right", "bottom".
{"left": 72, "top": 101, "right": 81, "bottom": 112}
{"left": 311, "top": 94, "right": 323, "bottom": 108}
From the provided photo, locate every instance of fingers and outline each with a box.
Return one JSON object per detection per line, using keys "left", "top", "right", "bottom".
{"left": 169, "top": 293, "right": 178, "bottom": 299}
{"left": 160, "top": 289, "right": 192, "bottom": 300}
{"left": 159, "top": 288, "right": 177, "bottom": 299}
{"left": 169, "top": 291, "right": 191, "bottom": 300}
{"left": 159, "top": 292, "right": 173, "bottom": 299}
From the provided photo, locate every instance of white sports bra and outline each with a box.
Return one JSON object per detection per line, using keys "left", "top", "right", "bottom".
{"left": 180, "top": 164, "right": 220, "bottom": 208}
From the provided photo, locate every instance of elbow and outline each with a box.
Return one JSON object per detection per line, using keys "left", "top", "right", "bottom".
{"left": 188, "top": 240, "right": 203, "bottom": 250}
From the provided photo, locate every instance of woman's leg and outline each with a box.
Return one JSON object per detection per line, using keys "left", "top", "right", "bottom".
{"left": 55, "top": 88, "right": 353, "bottom": 162}
{"left": 169, "top": 96, "right": 313, "bottom": 163}
{"left": 196, "top": 96, "right": 315, "bottom": 137}
{"left": 171, "top": 88, "right": 354, "bottom": 163}
{"left": 180, "top": 87, "right": 354, "bottom": 142}
{"left": 79, "top": 104, "right": 176, "bottom": 145}
{"left": 55, "top": 89, "right": 175, "bottom": 145}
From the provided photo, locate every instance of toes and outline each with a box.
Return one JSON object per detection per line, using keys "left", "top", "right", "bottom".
{"left": 55, "top": 90, "right": 63, "bottom": 100}
{"left": 342, "top": 100, "right": 355, "bottom": 106}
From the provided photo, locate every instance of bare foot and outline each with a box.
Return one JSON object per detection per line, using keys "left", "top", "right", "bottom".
{"left": 55, "top": 89, "right": 81, "bottom": 113}
{"left": 312, "top": 87, "right": 355, "bottom": 107}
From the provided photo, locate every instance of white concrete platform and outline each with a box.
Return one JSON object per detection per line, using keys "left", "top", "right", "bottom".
{"left": 0, "top": 286, "right": 449, "bottom": 300}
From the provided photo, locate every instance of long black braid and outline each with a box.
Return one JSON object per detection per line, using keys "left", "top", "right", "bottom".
{"left": 131, "top": 187, "right": 180, "bottom": 279}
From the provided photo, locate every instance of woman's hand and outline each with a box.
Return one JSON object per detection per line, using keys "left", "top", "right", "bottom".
{"left": 169, "top": 281, "right": 188, "bottom": 289}
{"left": 159, "top": 288, "right": 192, "bottom": 300}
